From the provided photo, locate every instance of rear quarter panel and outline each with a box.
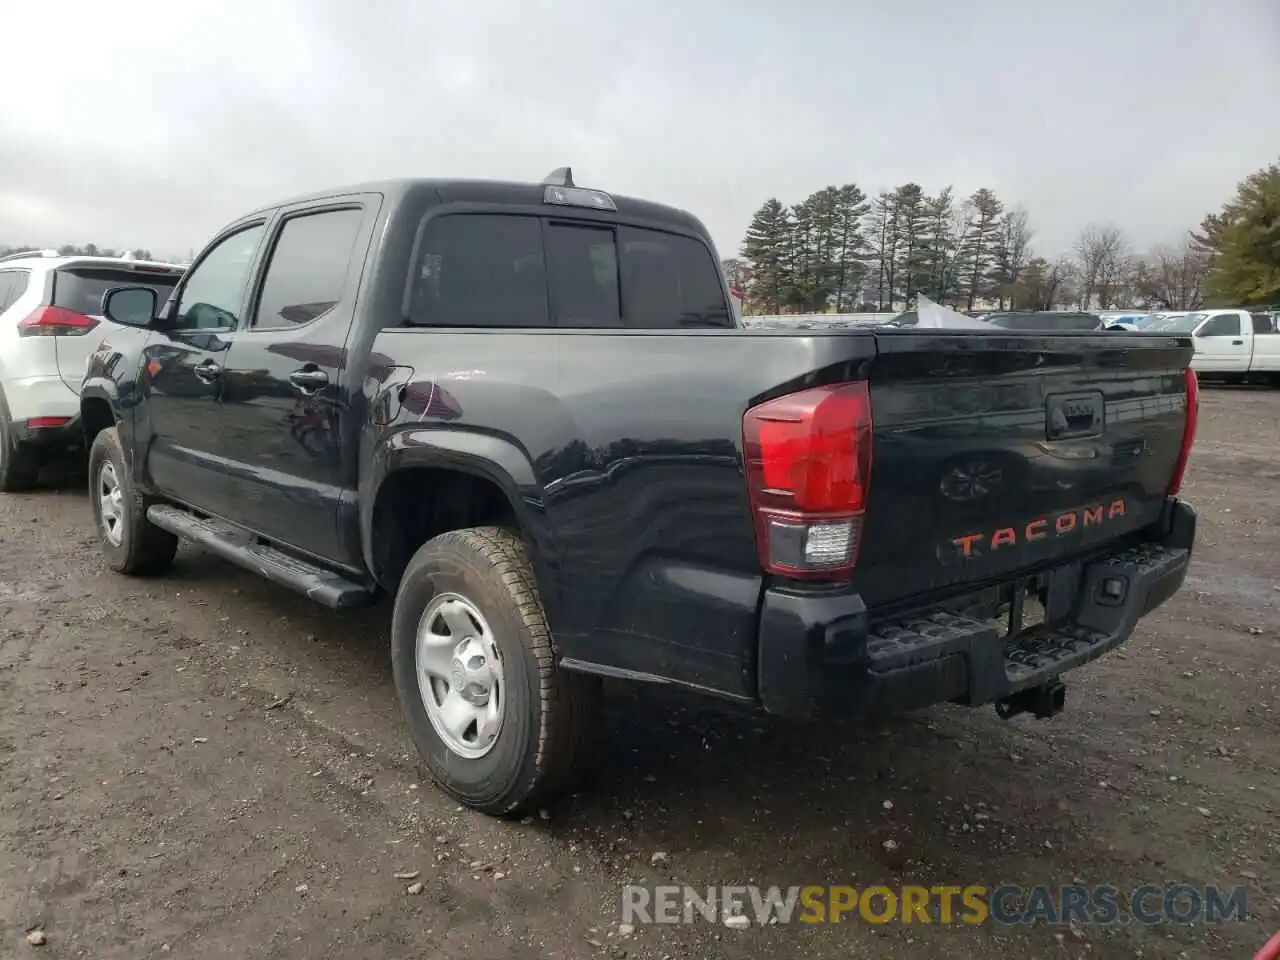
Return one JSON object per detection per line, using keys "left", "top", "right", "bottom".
{"left": 363, "top": 328, "right": 876, "bottom": 697}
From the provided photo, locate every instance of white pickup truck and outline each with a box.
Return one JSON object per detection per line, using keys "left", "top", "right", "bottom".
{"left": 1153, "top": 309, "right": 1280, "bottom": 382}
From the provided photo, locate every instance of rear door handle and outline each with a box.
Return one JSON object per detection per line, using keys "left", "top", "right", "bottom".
{"left": 289, "top": 367, "right": 329, "bottom": 393}
{"left": 1232, "top": 339, "right": 1244, "bottom": 345}
{"left": 193, "top": 359, "right": 221, "bottom": 382}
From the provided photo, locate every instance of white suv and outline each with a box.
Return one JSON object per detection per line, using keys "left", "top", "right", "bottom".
{"left": 0, "top": 251, "right": 185, "bottom": 490}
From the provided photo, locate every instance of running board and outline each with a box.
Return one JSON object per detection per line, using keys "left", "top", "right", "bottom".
{"left": 146, "top": 505, "right": 376, "bottom": 609}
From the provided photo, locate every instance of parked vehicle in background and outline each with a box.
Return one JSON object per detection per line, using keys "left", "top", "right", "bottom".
{"left": 80, "top": 171, "right": 1198, "bottom": 815}
{"left": 0, "top": 251, "right": 185, "bottom": 490}
{"left": 1108, "top": 314, "right": 1150, "bottom": 329}
{"left": 728, "top": 285, "right": 743, "bottom": 319}
{"left": 1150, "top": 309, "right": 1280, "bottom": 383}
{"left": 982, "top": 311, "right": 1114, "bottom": 331}
{"left": 1139, "top": 312, "right": 1187, "bottom": 329}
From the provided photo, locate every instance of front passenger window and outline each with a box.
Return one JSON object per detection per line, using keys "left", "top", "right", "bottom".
{"left": 174, "top": 224, "right": 266, "bottom": 331}
{"left": 1199, "top": 314, "right": 1241, "bottom": 338}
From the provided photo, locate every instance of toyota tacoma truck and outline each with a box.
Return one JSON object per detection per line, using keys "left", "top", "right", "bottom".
{"left": 79, "top": 170, "right": 1200, "bottom": 815}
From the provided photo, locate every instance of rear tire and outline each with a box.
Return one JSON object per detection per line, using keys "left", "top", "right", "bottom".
{"left": 0, "top": 396, "right": 40, "bottom": 493}
{"left": 391, "top": 526, "right": 602, "bottom": 815}
{"left": 88, "top": 427, "right": 178, "bottom": 575}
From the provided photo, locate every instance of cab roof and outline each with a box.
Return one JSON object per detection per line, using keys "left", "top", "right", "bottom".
{"left": 246, "top": 176, "right": 710, "bottom": 237}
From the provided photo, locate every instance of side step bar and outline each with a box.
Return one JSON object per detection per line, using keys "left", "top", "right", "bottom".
{"left": 146, "top": 505, "right": 376, "bottom": 610}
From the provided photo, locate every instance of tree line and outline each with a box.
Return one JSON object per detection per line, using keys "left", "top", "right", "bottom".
{"left": 725, "top": 157, "right": 1280, "bottom": 316}
{"left": 1, "top": 243, "right": 156, "bottom": 261}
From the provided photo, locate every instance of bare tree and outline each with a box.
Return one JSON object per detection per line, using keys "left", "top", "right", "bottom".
{"left": 1047, "top": 256, "right": 1077, "bottom": 309}
{"left": 1074, "top": 224, "right": 1128, "bottom": 309}
{"left": 1096, "top": 234, "right": 1133, "bottom": 309}
{"left": 1148, "top": 241, "right": 1211, "bottom": 310}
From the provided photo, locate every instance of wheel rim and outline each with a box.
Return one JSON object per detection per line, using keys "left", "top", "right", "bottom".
{"left": 97, "top": 461, "right": 125, "bottom": 546}
{"left": 415, "top": 592, "right": 504, "bottom": 760}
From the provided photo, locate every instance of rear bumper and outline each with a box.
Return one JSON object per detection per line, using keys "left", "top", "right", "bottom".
{"left": 9, "top": 414, "right": 85, "bottom": 457}
{"left": 756, "top": 498, "right": 1196, "bottom": 720}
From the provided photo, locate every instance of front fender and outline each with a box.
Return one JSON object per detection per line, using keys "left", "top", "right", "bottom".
{"left": 360, "top": 425, "right": 563, "bottom": 629}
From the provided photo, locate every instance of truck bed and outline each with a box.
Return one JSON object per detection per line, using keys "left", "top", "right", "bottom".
{"left": 368, "top": 325, "right": 1195, "bottom": 705}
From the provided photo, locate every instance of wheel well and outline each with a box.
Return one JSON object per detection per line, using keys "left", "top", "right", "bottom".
{"left": 81, "top": 397, "right": 115, "bottom": 445}
{"left": 371, "top": 467, "right": 520, "bottom": 590}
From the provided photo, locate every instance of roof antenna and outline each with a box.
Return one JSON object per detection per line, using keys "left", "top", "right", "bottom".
{"left": 542, "top": 167, "right": 574, "bottom": 187}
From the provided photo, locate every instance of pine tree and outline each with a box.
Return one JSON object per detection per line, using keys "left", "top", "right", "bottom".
{"left": 1205, "top": 160, "right": 1280, "bottom": 306}
{"left": 831, "top": 184, "right": 870, "bottom": 311}
{"left": 957, "top": 188, "right": 1005, "bottom": 310}
{"left": 741, "top": 199, "right": 790, "bottom": 314}
{"left": 917, "top": 188, "right": 955, "bottom": 302}
{"left": 865, "top": 192, "right": 899, "bottom": 310}
{"left": 783, "top": 187, "right": 841, "bottom": 313}
{"left": 890, "top": 183, "right": 929, "bottom": 305}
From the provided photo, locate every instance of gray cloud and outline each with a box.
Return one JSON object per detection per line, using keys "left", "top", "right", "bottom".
{"left": 2, "top": 0, "right": 1278, "bottom": 262}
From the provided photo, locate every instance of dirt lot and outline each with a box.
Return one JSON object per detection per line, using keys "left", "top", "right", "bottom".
{"left": 1, "top": 389, "right": 1277, "bottom": 959}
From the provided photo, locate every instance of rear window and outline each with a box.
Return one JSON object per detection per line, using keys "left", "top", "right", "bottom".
{"left": 987, "top": 313, "right": 1101, "bottom": 331}
{"left": 406, "top": 213, "right": 732, "bottom": 329}
{"left": 546, "top": 223, "right": 621, "bottom": 326}
{"left": 54, "top": 267, "right": 180, "bottom": 318}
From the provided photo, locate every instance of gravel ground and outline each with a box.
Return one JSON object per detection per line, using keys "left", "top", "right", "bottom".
{"left": 1, "top": 388, "right": 1277, "bottom": 959}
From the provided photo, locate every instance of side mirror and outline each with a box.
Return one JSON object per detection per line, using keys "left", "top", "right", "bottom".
{"left": 102, "top": 286, "right": 158, "bottom": 327}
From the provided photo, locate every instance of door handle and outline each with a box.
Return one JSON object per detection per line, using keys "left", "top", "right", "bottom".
{"left": 193, "top": 359, "right": 221, "bottom": 382}
{"left": 1232, "top": 339, "right": 1243, "bottom": 345}
{"left": 289, "top": 367, "right": 329, "bottom": 393}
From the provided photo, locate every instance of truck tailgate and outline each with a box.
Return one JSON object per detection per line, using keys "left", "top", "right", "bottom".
{"left": 855, "top": 330, "right": 1195, "bottom": 612}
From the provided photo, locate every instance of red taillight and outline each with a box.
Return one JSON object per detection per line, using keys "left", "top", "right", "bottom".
{"left": 17, "top": 305, "right": 99, "bottom": 337}
{"left": 26, "top": 417, "right": 71, "bottom": 429}
{"left": 742, "top": 381, "right": 873, "bottom": 580}
{"left": 1167, "top": 368, "right": 1199, "bottom": 496}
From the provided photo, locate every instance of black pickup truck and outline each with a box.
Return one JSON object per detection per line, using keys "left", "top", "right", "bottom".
{"left": 80, "top": 170, "right": 1199, "bottom": 815}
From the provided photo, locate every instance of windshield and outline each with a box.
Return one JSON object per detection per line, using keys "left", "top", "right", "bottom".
{"left": 1151, "top": 313, "right": 1205, "bottom": 332}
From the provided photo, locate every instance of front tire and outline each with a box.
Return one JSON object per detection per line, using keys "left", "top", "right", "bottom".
{"left": 391, "top": 527, "right": 602, "bottom": 815}
{"left": 88, "top": 427, "right": 178, "bottom": 575}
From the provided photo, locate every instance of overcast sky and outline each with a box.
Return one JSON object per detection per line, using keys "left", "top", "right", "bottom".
{"left": 2, "top": 0, "right": 1277, "bottom": 263}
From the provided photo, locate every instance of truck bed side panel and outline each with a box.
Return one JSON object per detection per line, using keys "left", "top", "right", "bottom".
{"left": 369, "top": 328, "right": 876, "bottom": 698}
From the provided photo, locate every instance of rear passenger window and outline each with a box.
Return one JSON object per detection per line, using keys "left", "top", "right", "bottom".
{"left": 254, "top": 208, "right": 364, "bottom": 328}
{"left": 1199, "top": 313, "right": 1242, "bottom": 337}
{"left": 408, "top": 215, "right": 548, "bottom": 327}
{"left": 1251, "top": 313, "right": 1275, "bottom": 334}
{"left": 0, "top": 270, "right": 29, "bottom": 312}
